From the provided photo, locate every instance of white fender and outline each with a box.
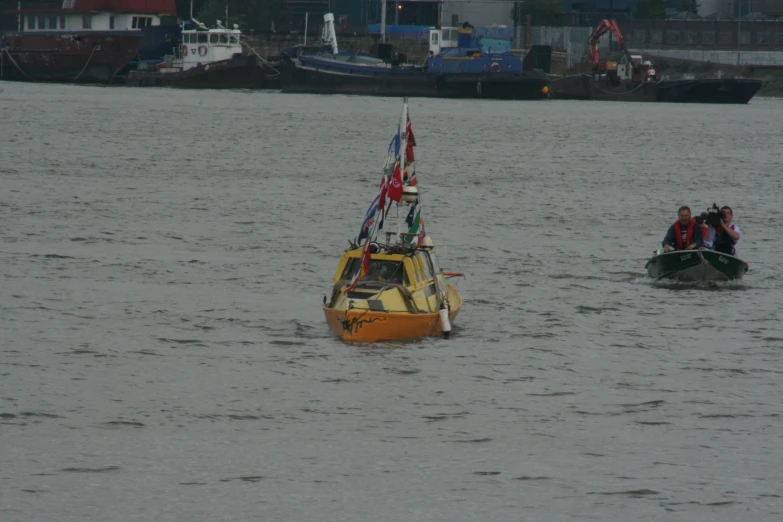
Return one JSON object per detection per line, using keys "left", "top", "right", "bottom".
{"left": 439, "top": 306, "right": 451, "bottom": 339}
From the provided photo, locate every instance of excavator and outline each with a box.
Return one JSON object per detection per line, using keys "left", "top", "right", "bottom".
{"left": 587, "top": 19, "right": 656, "bottom": 84}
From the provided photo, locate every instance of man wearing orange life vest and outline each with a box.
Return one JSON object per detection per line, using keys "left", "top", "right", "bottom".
{"left": 662, "top": 206, "right": 703, "bottom": 252}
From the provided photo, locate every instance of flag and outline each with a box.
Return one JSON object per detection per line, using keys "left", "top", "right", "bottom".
{"left": 345, "top": 240, "right": 372, "bottom": 293}
{"left": 405, "top": 209, "right": 422, "bottom": 245}
{"left": 378, "top": 175, "right": 388, "bottom": 211}
{"left": 388, "top": 162, "right": 403, "bottom": 202}
{"left": 357, "top": 193, "right": 380, "bottom": 243}
{"left": 405, "top": 202, "right": 418, "bottom": 227}
{"left": 406, "top": 116, "right": 416, "bottom": 147}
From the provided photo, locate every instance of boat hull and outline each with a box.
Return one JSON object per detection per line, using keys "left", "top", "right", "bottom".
{"left": 1, "top": 31, "right": 144, "bottom": 83}
{"left": 646, "top": 249, "right": 748, "bottom": 282}
{"left": 125, "top": 54, "right": 280, "bottom": 89}
{"left": 548, "top": 73, "right": 761, "bottom": 104}
{"left": 280, "top": 55, "right": 549, "bottom": 99}
{"left": 324, "top": 284, "right": 463, "bottom": 342}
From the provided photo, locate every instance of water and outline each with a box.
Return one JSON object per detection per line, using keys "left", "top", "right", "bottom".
{"left": 1, "top": 82, "right": 782, "bottom": 521}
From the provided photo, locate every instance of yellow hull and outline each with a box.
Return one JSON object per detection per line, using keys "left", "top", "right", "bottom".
{"left": 324, "top": 285, "right": 463, "bottom": 343}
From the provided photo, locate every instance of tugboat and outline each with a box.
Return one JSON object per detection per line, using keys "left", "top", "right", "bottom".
{"left": 323, "top": 98, "right": 464, "bottom": 342}
{"left": 125, "top": 18, "right": 279, "bottom": 89}
{"left": 281, "top": 14, "right": 551, "bottom": 100}
{"left": 0, "top": 0, "right": 175, "bottom": 83}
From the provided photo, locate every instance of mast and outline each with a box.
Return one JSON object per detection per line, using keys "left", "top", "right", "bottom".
{"left": 396, "top": 98, "right": 408, "bottom": 242}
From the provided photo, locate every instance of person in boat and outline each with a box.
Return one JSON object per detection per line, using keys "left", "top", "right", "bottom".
{"left": 662, "top": 205, "right": 703, "bottom": 252}
{"left": 712, "top": 206, "right": 742, "bottom": 255}
{"left": 695, "top": 212, "right": 714, "bottom": 248}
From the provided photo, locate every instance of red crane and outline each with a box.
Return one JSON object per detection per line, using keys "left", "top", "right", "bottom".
{"left": 587, "top": 19, "right": 633, "bottom": 67}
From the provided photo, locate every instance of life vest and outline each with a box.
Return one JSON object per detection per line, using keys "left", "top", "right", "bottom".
{"left": 714, "top": 223, "right": 736, "bottom": 247}
{"left": 673, "top": 219, "right": 696, "bottom": 250}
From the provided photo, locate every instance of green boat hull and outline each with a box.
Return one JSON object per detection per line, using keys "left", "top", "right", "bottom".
{"left": 645, "top": 249, "right": 748, "bottom": 282}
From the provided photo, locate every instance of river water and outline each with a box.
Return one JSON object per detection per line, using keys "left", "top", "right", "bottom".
{"left": 1, "top": 82, "right": 782, "bottom": 521}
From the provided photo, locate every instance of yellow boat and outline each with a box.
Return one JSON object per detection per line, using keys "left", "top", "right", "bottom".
{"left": 323, "top": 98, "right": 463, "bottom": 342}
{"left": 323, "top": 239, "right": 463, "bottom": 342}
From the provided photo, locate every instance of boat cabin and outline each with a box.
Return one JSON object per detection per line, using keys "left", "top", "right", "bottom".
{"left": 178, "top": 21, "right": 242, "bottom": 71}
{"left": 9, "top": 0, "right": 175, "bottom": 32}
{"left": 427, "top": 24, "right": 521, "bottom": 74}
{"left": 329, "top": 243, "right": 449, "bottom": 314}
{"left": 615, "top": 54, "right": 656, "bottom": 82}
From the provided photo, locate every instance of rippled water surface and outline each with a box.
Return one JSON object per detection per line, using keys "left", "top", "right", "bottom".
{"left": 2, "top": 82, "right": 782, "bottom": 521}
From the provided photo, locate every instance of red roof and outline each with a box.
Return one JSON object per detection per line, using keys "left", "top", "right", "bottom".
{"left": 8, "top": 1, "right": 176, "bottom": 16}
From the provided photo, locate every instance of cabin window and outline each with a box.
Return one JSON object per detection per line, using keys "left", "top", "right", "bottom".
{"left": 109, "top": 16, "right": 114, "bottom": 30}
{"left": 431, "top": 32, "right": 439, "bottom": 45}
{"left": 198, "top": 33, "right": 208, "bottom": 44}
{"left": 27, "top": 16, "right": 35, "bottom": 30}
{"left": 428, "top": 253, "right": 442, "bottom": 276}
{"left": 48, "top": 17, "right": 57, "bottom": 29}
{"left": 230, "top": 35, "right": 239, "bottom": 44}
{"left": 210, "top": 34, "right": 219, "bottom": 44}
{"left": 38, "top": 16, "right": 46, "bottom": 29}
{"left": 362, "top": 260, "right": 405, "bottom": 284}
{"left": 82, "top": 15, "right": 91, "bottom": 29}
{"left": 418, "top": 253, "right": 434, "bottom": 280}
{"left": 60, "top": 16, "right": 65, "bottom": 29}
{"left": 340, "top": 258, "right": 359, "bottom": 280}
{"left": 219, "top": 34, "right": 228, "bottom": 44}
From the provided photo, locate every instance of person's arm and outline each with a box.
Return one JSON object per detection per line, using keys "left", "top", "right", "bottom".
{"left": 688, "top": 224, "right": 703, "bottom": 250}
{"left": 721, "top": 221, "right": 740, "bottom": 241}
{"left": 662, "top": 225, "right": 675, "bottom": 251}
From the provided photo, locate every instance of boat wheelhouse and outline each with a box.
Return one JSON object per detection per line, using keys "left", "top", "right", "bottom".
{"left": 176, "top": 20, "right": 242, "bottom": 72}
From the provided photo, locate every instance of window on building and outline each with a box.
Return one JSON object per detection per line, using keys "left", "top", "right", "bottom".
{"left": 634, "top": 30, "right": 646, "bottom": 44}
{"left": 27, "top": 15, "right": 35, "bottom": 30}
{"left": 82, "top": 15, "right": 91, "bottom": 29}
{"left": 668, "top": 31, "right": 680, "bottom": 44}
{"left": 758, "top": 32, "right": 770, "bottom": 45}
{"left": 740, "top": 31, "right": 750, "bottom": 45}
{"left": 702, "top": 32, "right": 714, "bottom": 45}
{"left": 48, "top": 16, "right": 57, "bottom": 29}
{"left": 38, "top": 16, "right": 46, "bottom": 29}
{"left": 650, "top": 31, "right": 662, "bottom": 44}
{"left": 776, "top": 33, "right": 783, "bottom": 46}
{"left": 686, "top": 32, "right": 697, "bottom": 45}
{"left": 63, "top": 0, "right": 75, "bottom": 7}
{"left": 59, "top": 16, "right": 66, "bottom": 29}
{"left": 719, "top": 32, "right": 732, "bottom": 45}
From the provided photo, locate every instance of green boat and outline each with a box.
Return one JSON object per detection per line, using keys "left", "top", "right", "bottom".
{"left": 645, "top": 249, "right": 748, "bottom": 282}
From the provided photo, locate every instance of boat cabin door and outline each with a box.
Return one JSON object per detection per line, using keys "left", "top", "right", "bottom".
{"left": 429, "top": 28, "right": 441, "bottom": 56}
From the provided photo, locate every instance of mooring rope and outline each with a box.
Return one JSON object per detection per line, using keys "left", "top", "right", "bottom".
{"left": 240, "top": 39, "right": 281, "bottom": 79}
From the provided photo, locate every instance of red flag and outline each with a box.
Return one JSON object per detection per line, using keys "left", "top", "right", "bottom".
{"left": 378, "top": 176, "right": 388, "bottom": 210}
{"left": 406, "top": 141, "right": 415, "bottom": 163}
{"left": 406, "top": 116, "right": 416, "bottom": 146}
{"left": 388, "top": 162, "right": 403, "bottom": 202}
{"left": 346, "top": 241, "right": 372, "bottom": 293}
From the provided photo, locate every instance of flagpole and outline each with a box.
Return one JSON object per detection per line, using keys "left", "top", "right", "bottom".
{"left": 397, "top": 98, "right": 408, "bottom": 244}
